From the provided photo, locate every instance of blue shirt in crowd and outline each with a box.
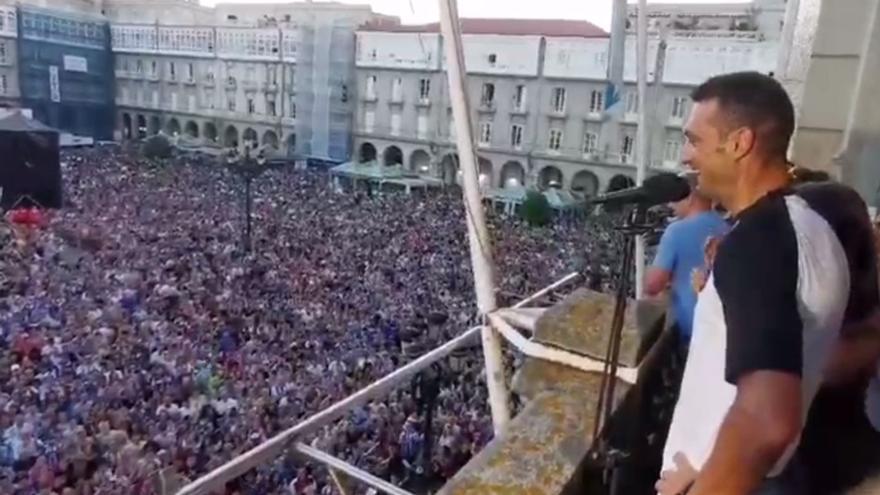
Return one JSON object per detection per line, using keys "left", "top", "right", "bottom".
{"left": 652, "top": 210, "right": 730, "bottom": 340}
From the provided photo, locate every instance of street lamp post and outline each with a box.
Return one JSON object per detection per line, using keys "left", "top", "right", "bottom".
{"left": 226, "top": 148, "right": 269, "bottom": 253}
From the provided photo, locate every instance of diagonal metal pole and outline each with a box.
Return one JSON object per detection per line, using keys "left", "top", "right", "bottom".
{"left": 438, "top": 0, "right": 511, "bottom": 434}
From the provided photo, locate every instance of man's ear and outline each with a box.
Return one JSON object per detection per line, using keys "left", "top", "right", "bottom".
{"left": 728, "top": 127, "right": 756, "bottom": 161}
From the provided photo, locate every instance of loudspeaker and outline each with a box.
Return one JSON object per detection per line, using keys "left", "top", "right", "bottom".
{"left": 0, "top": 130, "right": 62, "bottom": 209}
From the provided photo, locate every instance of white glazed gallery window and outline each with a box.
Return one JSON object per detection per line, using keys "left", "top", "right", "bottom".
{"left": 671, "top": 96, "right": 687, "bottom": 121}
{"left": 510, "top": 124, "right": 523, "bottom": 149}
{"left": 364, "top": 110, "right": 375, "bottom": 133}
{"left": 552, "top": 87, "right": 566, "bottom": 113}
{"left": 621, "top": 134, "right": 635, "bottom": 162}
{"left": 665, "top": 139, "right": 682, "bottom": 165}
{"left": 417, "top": 114, "right": 429, "bottom": 139}
{"left": 391, "top": 112, "right": 402, "bottom": 136}
{"left": 548, "top": 129, "right": 563, "bottom": 151}
{"left": 513, "top": 85, "right": 527, "bottom": 112}
{"left": 391, "top": 77, "right": 403, "bottom": 102}
{"left": 589, "top": 89, "right": 604, "bottom": 114}
{"left": 478, "top": 122, "right": 492, "bottom": 147}
{"left": 583, "top": 132, "right": 598, "bottom": 154}
{"left": 418, "top": 78, "right": 430, "bottom": 101}
{"left": 365, "top": 75, "right": 376, "bottom": 99}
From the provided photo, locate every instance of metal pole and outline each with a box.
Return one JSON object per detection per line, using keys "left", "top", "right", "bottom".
{"left": 294, "top": 443, "right": 415, "bottom": 495}
{"left": 176, "top": 326, "right": 482, "bottom": 495}
{"left": 244, "top": 176, "right": 253, "bottom": 252}
{"left": 602, "top": 0, "right": 627, "bottom": 160}
{"left": 634, "top": 0, "right": 649, "bottom": 298}
{"left": 438, "top": 0, "right": 511, "bottom": 433}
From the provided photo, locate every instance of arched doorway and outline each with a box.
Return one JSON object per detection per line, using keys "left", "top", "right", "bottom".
{"left": 607, "top": 174, "right": 635, "bottom": 193}
{"left": 166, "top": 118, "right": 181, "bottom": 137}
{"left": 440, "top": 153, "right": 460, "bottom": 185}
{"left": 409, "top": 149, "right": 431, "bottom": 174}
{"left": 148, "top": 116, "right": 161, "bottom": 136}
{"left": 477, "top": 157, "right": 493, "bottom": 189}
{"left": 121, "top": 113, "right": 132, "bottom": 139}
{"left": 571, "top": 170, "right": 600, "bottom": 198}
{"left": 242, "top": 128, "right": 258, "bottom": 150}
{"left": 136, "top": 115, "right": 147, "bottom": 139}
{"left": 383, "top": 145, "right": 403, "bottom": 167}
{"left": 262, "top": 130, "right": 279, "bottom": 150}
{"left": 539, "top": 166, "right": 564, "bottom": 189}
{"left": 204, "top": 123, "right": 218, "bottom": 143}
{"left": 286, "top": 134, "right": 296, "bottom": 156}
{"left": 500, "top": 161, "right": 525, "bottom": 189}
{"left": 359, "top": 142, "right": 377, "bottom": 163}
{"left": 184, "top": 121, "right": 199, "bottom": 139}
{"left": 224, "top": 125, "right": 239, "bottom": 148}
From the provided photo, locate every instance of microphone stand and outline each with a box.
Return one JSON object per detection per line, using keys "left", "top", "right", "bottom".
{"left": 588, "top": 203, "right": 658, "bottom": 495}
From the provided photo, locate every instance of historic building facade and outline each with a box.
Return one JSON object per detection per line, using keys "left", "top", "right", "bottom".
{"left": 353, "top": 4, "right": 783, "bottom": 195}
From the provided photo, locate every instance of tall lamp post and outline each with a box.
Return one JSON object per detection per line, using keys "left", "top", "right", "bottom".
{"left": 226, "top": 148, "right": 269, "bottom": 253}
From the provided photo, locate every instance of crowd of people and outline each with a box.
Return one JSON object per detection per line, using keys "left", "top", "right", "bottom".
{"left": 0, "top": 146, "right": 632, "bottom": 495}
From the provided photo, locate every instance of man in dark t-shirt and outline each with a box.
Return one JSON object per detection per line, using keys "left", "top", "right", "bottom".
{"left": 793, "top": 179, "right": 880, "bottom": 494}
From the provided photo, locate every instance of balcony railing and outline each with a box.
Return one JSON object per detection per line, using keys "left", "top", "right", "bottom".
{"left": 176, "top": 273, "right": 608, "bottom": 495}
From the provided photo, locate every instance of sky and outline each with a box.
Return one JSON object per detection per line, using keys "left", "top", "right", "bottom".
{"left": 199, "top": 0, "right": 752, "bottom": 30}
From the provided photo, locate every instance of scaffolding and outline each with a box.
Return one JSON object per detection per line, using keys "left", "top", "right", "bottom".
{"left": 17, "top": 5, "right": 115, "bottom": 140}
{"left": 298, "top": 12, "right": 356, "bottom": 164}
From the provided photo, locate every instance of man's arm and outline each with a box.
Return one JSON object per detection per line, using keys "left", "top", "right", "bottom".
{"left": 691, "top": 205, "right": 805, "bottom": 494}
{"left": 645, "top": 267, "right": 672, "bottom": 297}
{"left": 645, "top": 223, "right": 678, "bottom": 297}
{"left": 688, "top": 371, "right": 802, "bottom": 495}
{"left": 825, "top": 309, "right": 880, "bottom": 385}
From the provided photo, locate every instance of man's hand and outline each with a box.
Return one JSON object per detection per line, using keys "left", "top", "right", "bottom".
{"left": 656, "top": 452, "right": 698, "bottom": 495}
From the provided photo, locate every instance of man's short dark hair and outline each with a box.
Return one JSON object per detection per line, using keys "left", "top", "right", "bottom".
{"left": 691, "top": 71, "right": 795, "bottom": 160}
{"left": 790, "top": 167, "right": 831, "bottom": 185}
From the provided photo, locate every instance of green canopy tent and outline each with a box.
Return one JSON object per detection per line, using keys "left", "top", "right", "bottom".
{"left": 330, "top": 160, "right": 443, "bottom": 195}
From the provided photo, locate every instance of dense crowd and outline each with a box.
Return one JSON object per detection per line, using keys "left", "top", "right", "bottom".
{"left": 0, "top": 146, "right": 630, "bottom": 495}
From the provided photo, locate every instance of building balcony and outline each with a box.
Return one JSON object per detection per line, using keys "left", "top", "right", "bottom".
{"left": 548, "top": 108, "right": 567, "bottom": 119}
{"left": 203, "top": 77, "right": 216, "bottom": 88}
{"left": 184, "top": 77, "right": 197, "bottom": 86}
{"left": 389, "top": 95, "right": 404, "bottom": 106}
{"left": 666, "top": 116, "right": 684, "bottom": 128}
{"left": 584, "top": 111, "right": 603, "bottom": 122}
{"left": 265, "top": 83, "right": 279, "bottom": 93}
{"left": 362, "top": 93, "right": 378, "bottom": 103}
{"left": 478, "top": 101, "right": 496, "bottom": 113}
{"left": 582, "top": 151, "right": 602, "bottom": 162}
{"left": 114, "top": 70, "right": 132, "bottom": 79}
{"left": 147, "top": 74, "right": 160, "bottom": 82}
{"left": 242, "top": 80, "right": 260, "bottom": 92}
{"left": 225, "top": 79, "right": 237, "bottom": 91}
{"left": 281, "top": 117, "right": 296, "bottom": 126}
{"left": 416, "top": 98, "right": 431, "bottom": 108}
{"left": 511, "top": 106, "right": 528, "bottom": 116}
{"left": 167, "top": 77, "right": 180, "bottom": 85}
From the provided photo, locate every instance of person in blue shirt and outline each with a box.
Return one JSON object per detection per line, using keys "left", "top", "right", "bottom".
{"left": 645, "top": 185, "right": 729, "bottom": 343}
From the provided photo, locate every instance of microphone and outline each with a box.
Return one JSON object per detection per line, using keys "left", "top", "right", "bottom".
{"left": 590, "top": 172, "right": 691, "bottom": 207}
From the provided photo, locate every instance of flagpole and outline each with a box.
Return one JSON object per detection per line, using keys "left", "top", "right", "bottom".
{"left": 635, "top": 0, "right": 649, "bottom": 298}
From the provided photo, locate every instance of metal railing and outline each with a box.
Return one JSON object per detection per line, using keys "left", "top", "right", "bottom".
{"left": 176, "top": 271, "right": 617, "bottom": 495}
{"left": 176, "top": 0, "right": 651, "bottom": 491}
